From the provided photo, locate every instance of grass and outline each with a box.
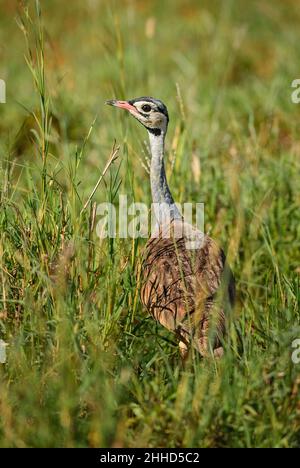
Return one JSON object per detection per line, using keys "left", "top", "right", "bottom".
{"left": 0, "top": 0, "right": 300, "bottom": 448}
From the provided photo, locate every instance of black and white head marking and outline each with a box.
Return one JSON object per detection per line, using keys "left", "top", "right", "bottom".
{"left": 128, "top": 97, "right": 169, "bottom": 136}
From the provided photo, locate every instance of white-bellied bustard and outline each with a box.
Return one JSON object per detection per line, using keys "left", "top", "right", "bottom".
{"left": 106, "top": 97, "right": 235, "bottom": 359}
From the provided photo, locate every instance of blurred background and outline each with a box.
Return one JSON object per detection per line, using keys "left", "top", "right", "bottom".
{"left": 1, "top": 0, "right": 300, "bottom": 221}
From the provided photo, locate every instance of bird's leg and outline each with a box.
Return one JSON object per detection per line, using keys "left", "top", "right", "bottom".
{"left": 175, "top": 326, "right": 190, "bottom": 361}
{"left": 179, "top": 340, "right": 189, "bottom": 360}
{"left": 213, "top": 346, "right": 224, "bottom": 358}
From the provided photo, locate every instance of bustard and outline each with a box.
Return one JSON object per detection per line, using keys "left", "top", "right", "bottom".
{"left": 106, "top": 97, "right": 235, "bottom": 358}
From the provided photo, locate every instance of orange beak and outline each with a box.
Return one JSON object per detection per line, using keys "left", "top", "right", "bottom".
{"left": 105, "top": 100, "right": 136, "bottom": 112}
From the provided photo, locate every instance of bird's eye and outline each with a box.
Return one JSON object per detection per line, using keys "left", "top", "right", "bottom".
{"left": 141, "top": 104, "right": 151, "bottom": 112}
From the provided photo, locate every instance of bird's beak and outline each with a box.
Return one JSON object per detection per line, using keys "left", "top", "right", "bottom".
{"left": 105, "top": 100, "right": 136, "bottom": 112}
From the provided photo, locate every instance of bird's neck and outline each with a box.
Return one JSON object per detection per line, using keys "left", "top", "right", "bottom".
{"left": 148, "top": 130, "right": 181, "bottom": 224}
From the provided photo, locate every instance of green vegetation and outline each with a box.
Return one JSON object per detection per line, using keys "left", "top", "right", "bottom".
{"left": 0, "top": 0, "right": 299, "bottom": 447}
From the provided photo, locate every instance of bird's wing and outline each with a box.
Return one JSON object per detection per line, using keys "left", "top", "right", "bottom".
{"left": 140, "top": 220, "right": 235, "bottom": 352}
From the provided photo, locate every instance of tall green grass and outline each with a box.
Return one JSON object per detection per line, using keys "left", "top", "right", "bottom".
{"left": 0, "top": 0, "right": 299, "bottom": 447}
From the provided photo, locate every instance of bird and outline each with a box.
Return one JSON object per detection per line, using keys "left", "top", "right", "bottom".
{"left": 106, "top": 97, "right": 235, "bottom": 359}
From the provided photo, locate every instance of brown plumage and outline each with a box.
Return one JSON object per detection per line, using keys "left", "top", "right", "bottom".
{"left": 140, "top": 220, "right": 235, "bottom": 358}
{"left": 106, "top": 96, "right": 235, "bottom": 358}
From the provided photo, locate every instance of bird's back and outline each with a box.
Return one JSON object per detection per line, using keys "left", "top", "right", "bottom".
{"left": 140, "top": 219, "right": 235, "bottom": 356}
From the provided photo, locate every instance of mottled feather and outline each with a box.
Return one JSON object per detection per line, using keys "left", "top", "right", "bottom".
{"left": 141, "top": 220, "right": 235, "bottom": 357}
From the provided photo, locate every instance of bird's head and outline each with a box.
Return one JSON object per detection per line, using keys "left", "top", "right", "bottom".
{"left": 106, "top": 97, "right": 169, "bottom": 136}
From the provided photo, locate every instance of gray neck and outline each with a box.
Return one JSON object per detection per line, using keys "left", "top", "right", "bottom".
{"left": 148, "top": 130, "right": 181, "bottom": 224}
